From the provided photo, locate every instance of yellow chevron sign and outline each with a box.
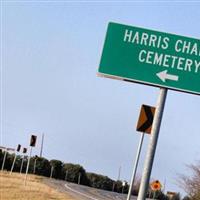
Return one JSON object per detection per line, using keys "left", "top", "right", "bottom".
{"left": 136, "top": 105, "right": 156, "bottom": 134}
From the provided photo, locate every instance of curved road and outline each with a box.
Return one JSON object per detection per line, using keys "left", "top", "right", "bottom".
{"left": 44, "top": 179, "right": 149, "bottom": 200}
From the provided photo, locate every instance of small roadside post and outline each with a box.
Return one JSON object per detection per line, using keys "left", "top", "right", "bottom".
{"left": 33, "top": 155, "right": 38, "bottom": 174}
{"left": 50, "top": 165, "right": 54, "bottom": 179}
{"left": 20, "top": 147, "right": 27, "bottom": 174}
{"left": 0, "top": 146, "right": 7, "bottom": 171}
{"left": 78, "top": 172, "right": 81, "bottom": 185}
{"left": 122, "top": 181, "right": 126, "bottom": 194}
{"left": 126, "top": 105, "right": 155, "bottom": 200}
{"left": 10, "top": 144, "right": 21, "bottom": 174}
{"left": 112, "top": 182, "right": 115, "bottom": 192}
{"left": 65, "top": 170, "right": 68, "bottom": 181}
{"left": 150, "top": 180, "right": 162, "bottom": 199}
{"left": 1, "top": 147, "right": 15, "bottom": 171}
{"left": 25, "top": 134, "right": 37, "bottom": 185}
{"left": 1, "top": 147, "right": 7, "bottom": 171}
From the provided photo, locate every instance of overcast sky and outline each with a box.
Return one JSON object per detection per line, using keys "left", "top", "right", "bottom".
{"left": 1, "top": 1, "right": 200, "bottom": 196}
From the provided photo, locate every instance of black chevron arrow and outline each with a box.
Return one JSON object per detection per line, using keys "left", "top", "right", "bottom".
{"left": 30, "top": 135, "right": 37, "bottom": 147}
{"left": 137, "top": 105, "right": 154, "bottom": 132}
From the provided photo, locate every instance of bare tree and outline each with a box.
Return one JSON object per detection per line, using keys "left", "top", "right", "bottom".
{"left": 178, "top": 162, "right": 200, "bottom": 200}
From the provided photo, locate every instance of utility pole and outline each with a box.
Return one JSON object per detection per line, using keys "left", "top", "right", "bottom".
{"left": 112, "top": 166, "right": 122, "bottom": 192}
{"left": 40, "top": 133, "right": 44, "bottom": 157}
{"left": 117, "top": 166, "right": 121, "bottom": 180}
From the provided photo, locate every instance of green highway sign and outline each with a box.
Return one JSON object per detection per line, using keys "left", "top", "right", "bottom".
{"left": 98, "top": 22, "right": 200, "bottom": 95}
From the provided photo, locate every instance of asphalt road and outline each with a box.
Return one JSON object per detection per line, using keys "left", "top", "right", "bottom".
{"left": 44, "top": 178, "right": 150, "bottom": 200}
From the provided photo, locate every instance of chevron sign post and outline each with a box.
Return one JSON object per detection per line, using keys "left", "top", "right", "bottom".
{"left": 127, "top": 105, "right": 155, "bottom": 200}
{"left": 25, "top": 134, "right": 37, "bottom": 185}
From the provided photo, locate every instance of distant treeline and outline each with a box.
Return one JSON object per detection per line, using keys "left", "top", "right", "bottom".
{"left": 0, "top": 150, "right": 178, "bottom": 199}
{"left": 0, "top": 150, "right": 129, "bottom": 194}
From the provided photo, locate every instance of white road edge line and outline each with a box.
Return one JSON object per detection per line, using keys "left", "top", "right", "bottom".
{"left": 64, "top": 183, "right": 100, "bottom": 200}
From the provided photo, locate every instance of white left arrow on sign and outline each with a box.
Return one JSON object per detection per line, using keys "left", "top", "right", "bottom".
{"left": 156, "top": 70, "right": 179, "bottom": 82}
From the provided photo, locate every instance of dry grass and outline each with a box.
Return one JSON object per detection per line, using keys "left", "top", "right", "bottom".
{"left": 0, "top": 171, "right": 76, "bottom": 200}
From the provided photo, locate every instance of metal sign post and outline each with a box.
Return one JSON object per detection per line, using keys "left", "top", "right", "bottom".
{"left": 149, "top": 190, "right": 152, "bottom": 199}
{"left": 153, "top": 191, "right": 156, "bottom": 200}
{"left": 50, "top": 166, "right": 54, "bottom": 179}
{"left": 10, "top": 144, "right": 21, "bottom": 174}
{"left": 1, "top": 149, "right": 7, "bottom": 171}
{"left": 20, "top": 148, "right": 27, "bottom": 174}
{"left": 126, "top": 132, "right": 145, "bottom": 200}
{"left": 112, "top": 182, "right": 115, "bottom": 192}
{"left": 24, "top": 147, "right": 32, "bottom": 185}
{"left": 78, "top": 172, "right": 81, "bottom": 185}
{"left": 137, "top": 88, "right": 167, "bottom": 200}
{"left": 127, "top": 104, "right": 155, "bottom": 200}
{"left": 65, "top": 170, "right": 68, "bottom": 181}
{"left": 122, "top": 181, "right": 126, "bottom": 194}
{"left": 20, "top": 155, "right": 24, "bottom": 174}
{"left": 33, "top": 156, "right": 38, "bottom": 174}
{"left": 10, "top": 152, "right": 17, "bottom": 174}
{"left": 24, "top": 134, "right": 37, "bottom": 185}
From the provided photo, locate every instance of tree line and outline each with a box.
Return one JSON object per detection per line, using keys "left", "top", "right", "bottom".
{"left": 0, "top": 150, "right": 128, "bottom": 193}
{"left": 0, "top": 150, "right": 182, "bottom": 199}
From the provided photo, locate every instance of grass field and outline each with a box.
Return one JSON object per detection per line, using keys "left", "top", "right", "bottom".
{"left": 0, "top": 171, "right": 76, "bottom": 200}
